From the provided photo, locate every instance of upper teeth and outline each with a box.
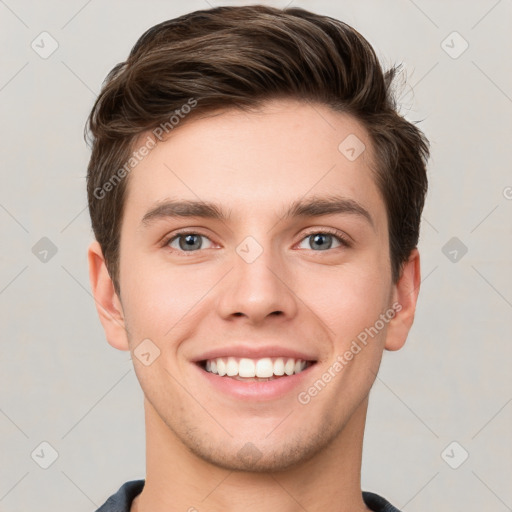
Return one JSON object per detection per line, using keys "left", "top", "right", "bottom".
{"left": 205, "top": 357, "right": 308, "bottom": 378}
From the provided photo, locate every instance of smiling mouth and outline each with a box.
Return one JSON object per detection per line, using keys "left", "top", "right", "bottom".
{"left": 197, "top": 357, "right": 317, "bottom": 381}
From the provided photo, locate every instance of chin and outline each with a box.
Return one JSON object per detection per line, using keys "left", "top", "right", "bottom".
{"left": 179, "top": 421, "right": 341, "bottom": 474}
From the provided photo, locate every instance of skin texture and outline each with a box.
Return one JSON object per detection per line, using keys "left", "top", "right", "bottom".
{"left": 88, "top": 99, "right": 421, "bottom": 512}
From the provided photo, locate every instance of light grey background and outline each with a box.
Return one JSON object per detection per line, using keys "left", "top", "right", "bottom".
{"left": 1, "top": 0, "right": 511, "bottom": 510}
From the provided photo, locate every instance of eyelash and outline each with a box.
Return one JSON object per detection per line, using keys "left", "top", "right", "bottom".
{"left": 160, "top": 228, "right": 352, "bottom": 255}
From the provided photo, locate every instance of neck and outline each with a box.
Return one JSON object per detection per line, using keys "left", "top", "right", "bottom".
{"left": 132, "top": 397, "right": 371, "bottom": 512}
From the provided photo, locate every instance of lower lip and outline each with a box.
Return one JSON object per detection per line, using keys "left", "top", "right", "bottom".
{"left": 193, "top": 362, "right": 316, "bottom": 401}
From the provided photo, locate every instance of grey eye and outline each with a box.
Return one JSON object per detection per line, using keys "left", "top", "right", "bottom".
{"left": 309, "top": 233, "right": 333, "bottom": 250}
{"left": 297, "top": 233, "right": 342, "bottom": 251}
{"left": 168, "top": 234, "right": 213, "bottom": 251}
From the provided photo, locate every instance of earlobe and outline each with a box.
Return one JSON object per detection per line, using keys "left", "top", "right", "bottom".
{"left": 384, "top": 248, "right": 421, "bottom": 351}
{"left": 87, "top": 240, "right": 130, "bottom": 351}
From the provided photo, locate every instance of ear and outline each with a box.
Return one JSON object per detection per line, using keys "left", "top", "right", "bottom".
{"left": 384, "top": 248, "right": 421, "bottom": 351}
{"left": 87, "top": 240, "right": 130, "bottom": 351}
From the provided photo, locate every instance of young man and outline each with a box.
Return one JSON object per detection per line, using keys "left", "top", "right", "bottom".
{"left": 87, "top": 5, "right": 429, "bottom": 511}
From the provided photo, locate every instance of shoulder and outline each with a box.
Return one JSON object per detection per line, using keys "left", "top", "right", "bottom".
{"left": 95, "top": 480, "right": 145, "bottom": 512}
{"left": 362, "top": 491, "right": 402, "bottom": 512}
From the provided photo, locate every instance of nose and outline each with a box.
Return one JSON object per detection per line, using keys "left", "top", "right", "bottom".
{"left": 216, "top": 241, "right": 299, "bottom": 326}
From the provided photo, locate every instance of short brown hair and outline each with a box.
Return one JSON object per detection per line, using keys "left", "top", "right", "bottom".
{"left": 86, "top": 5, "right": 429, "bottom": 296}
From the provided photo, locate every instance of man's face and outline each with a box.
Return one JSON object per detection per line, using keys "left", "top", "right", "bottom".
{"left": 113, "top": 99, "right": 401, "bottom": 471}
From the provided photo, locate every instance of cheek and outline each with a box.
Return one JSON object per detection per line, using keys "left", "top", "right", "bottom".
{"left": 121, "top": 256, "right": 217, "bottom": 340}
{"left": 302, "top": 259, "right": 392, "bottom": 343}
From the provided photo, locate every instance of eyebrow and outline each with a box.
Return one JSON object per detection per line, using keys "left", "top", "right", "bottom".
{"left": 284, "top": 195, "right": 374, "bottom": 227}
{"left": 140, "top": 200, "right": 230, "bottom": 227}
{"left": 140, "top": 194, "right": 374, "bottom": 229}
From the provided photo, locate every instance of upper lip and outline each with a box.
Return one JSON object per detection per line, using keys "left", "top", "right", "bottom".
{"left": 191, "top": 344, "right": 318, "bottom": 363}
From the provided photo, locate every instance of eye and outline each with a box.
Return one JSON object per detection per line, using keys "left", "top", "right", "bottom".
{"left": 166, "top": 232, "right": 214, "bottom": 252}
{"left": 297, "top": 230, "right": 350, "bottom": 251}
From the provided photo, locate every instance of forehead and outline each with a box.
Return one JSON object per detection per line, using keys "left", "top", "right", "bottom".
{"left": 122, "top": 99, "right": 386, "bottom": 230}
